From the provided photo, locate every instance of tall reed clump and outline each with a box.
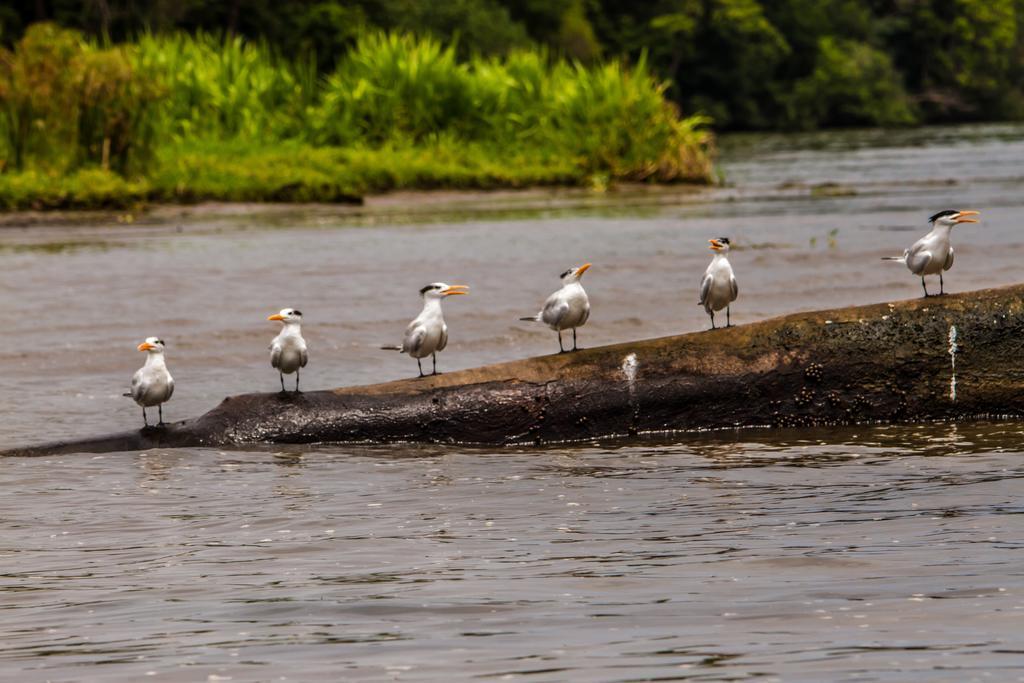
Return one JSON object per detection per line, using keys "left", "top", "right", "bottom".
{"left": 314, "top": 32, "right": 473, "bottom": 146}
{"left": 544, "top": 55, "right": 714, "bottom": 182}
{"left": 133, "top": 32, "right": 316, "bottom": 142}
{"left": 313, "top": 33, "right": 713, "bottom": 183}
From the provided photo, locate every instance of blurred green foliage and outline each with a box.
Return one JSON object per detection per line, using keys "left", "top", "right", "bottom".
{"left": 3, "top": 0, "right": 1021, "bottom": 130}
{"left": 788, "top": 37, "right": 915, "bottom": 129}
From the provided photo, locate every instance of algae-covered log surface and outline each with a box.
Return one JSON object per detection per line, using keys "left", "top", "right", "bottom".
{"left": 7, "top": 284, "right": 1023, "bottom": 456}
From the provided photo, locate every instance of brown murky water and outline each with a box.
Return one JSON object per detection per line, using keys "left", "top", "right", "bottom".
{"left": 3, "top": 124, "right": 1024, "bottom": 681}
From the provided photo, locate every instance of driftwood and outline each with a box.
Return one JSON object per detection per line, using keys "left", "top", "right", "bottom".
{"left": 6, "top": 284, "right": 1024, "bottom": 457}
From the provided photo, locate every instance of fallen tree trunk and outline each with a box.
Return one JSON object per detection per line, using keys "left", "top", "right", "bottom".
{"left": 7, "top": 284, "right": 1024, "bottom": 457}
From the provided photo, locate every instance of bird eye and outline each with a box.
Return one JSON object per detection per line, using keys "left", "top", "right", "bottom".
{"left": 560, "top": 269, "right": 571, "bottom": 278}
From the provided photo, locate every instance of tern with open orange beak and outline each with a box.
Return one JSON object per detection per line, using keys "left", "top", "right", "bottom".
{"left": 125, "top": 336, "right": 174, "bottom": 427}
{"left": 381, "top": 283, "right": 469, "bottom": 377}
{"left": 882, "top": 209, "right": 981, "bottom": 297}
{"left": 699, "top": 238, "right": 738, "bottom": 329}
{"left": 520, "top": 263, "right": 591, "bottom": 352}
{"left": 268, "top": 308, "right": 308, "bottom": 392}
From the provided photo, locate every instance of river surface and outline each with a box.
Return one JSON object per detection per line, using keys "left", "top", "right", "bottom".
{"left": 2, "top": 124, "right": 1024, "bottom": 681}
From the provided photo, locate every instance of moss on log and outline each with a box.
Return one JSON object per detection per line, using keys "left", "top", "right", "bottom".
{"left": 7, "top": 284, "right": 1024, "bottom": 456}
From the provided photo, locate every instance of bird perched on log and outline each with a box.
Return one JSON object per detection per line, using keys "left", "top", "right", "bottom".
{"left": 267, "top": 308, "right": 308, "bottom": 393}
{"left": 520, "top": 263, "right": 591, "bottom": 353}
{"left": 126, "top": 337, "right": 174, "bottom": 427}
{"left": 882, "top": 209, "right": 980, "bottom": 297}
{"left": 382, "top": 283, "right": 469, "bottom": 377}
{"left": 699, "top": 238, "right": 738, "bottom": 329}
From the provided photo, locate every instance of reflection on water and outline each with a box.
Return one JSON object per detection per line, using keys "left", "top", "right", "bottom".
{"left": 3, "top": 124, "right": 1024, "bottom": 680}
{"left": 0, "top": 239, "right": 124, "bottom": 254}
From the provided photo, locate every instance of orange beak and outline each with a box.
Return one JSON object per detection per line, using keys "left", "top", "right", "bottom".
{"left": 709, "top": 239, "right": 723, "bottom": 251}
{"left": 576, "top": 263, "right": 592, "bottom": 276}
{"left": 137, "top": 342, "right": 154, "bottom": 351}
{"left": 444, "top": 285, "right": 470, "bottom": 296}
{"left": 955, "top": 210, "right": 980, "bottom": 224}
{"left": 267, "top": 314, "right": 285, "bottom": 321}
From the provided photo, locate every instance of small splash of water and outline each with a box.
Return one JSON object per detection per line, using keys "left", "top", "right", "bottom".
{"left": 621, "top": 352, "right": 638, "bottom": 394}
{"left": 622, "top": 353, "right": 639, "bottom": 432}
{"left": 948, "top": 325, "right": 958, "bottom": 402}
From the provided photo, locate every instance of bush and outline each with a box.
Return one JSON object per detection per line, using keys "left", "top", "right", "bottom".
{"left": 0, "top": 23, "right": 164, "bottom": 174}
{"left": 74, "top": 45, "right": 165, "bottom": 173}
{"left": 0, "top": 23, "right": 81, "bottom": 170}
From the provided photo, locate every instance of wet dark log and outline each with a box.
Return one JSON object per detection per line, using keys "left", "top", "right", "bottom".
{"left": 7, "top": 284, "right": 1024, "bottom": 456}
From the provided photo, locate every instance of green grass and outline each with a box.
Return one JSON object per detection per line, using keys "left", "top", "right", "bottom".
{"left": 148, "top": 139, "right": 583, "bottom": 202}
{"left": 0, "top": 24, "right": 715, "bottom": 211}
{"left": 0, "top": 141, "right": 586, "bottom": 209}
{"left": 0, "top": 168, "right": 150, "bottom": 210}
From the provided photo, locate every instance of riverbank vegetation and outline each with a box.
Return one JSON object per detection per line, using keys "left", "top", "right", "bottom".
{"left": 0, "top": 24, "right": 713, "bottom": 210}
{"left": 3, "top": 0, "right": 1017, "bottom": 210}
{"left": 4, "top": 0, "right": 1021, "bottom": 132}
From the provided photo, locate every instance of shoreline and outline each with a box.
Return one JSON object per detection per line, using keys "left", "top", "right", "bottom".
{"left": 0, "top": 182, "right": 715, "bottom": 230}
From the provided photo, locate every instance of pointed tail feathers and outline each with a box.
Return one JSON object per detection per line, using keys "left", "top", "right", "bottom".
{"left": 122, "top": 392, "right": 131, "bottom": 397}
{"left": 380, "top": 344, "right": 402, "bottom": 351}
{"left": 880, "top": 256, "right": 905, "bottom": 262}
{"left": 519, "top": 315, "right": 541, "bottom": 322}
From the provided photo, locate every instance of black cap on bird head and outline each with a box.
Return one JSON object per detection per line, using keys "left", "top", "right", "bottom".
{"left": 559, "top": 263, "right": 591, "bottom": 281}
{"left": 929, "top": 210, "right": 958, "bottom": 223}
{"left": 929, "top": 209, "right": 980, "bottom": 224}
{"left": 419, "top": 282, "right": 470, "bottom": 298}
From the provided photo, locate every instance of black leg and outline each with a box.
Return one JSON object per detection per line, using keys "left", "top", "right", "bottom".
{"left": 572, "top": 328, "right": 578, "bottom": 351}
{"left": 558, "top": 330, "right": 565, "bottom": 353}
{"left": 279, "top": 371, "right": 286, "bottom": 393}
{"left": 726, "top": 305, "right": 731, "bottom": 328}
{"left": 940, "top": 272, "right": 945, "bottom": 295}
{"left": 142, "top": 407, "right": 148, "bottom": 427}
{"left": 709, "top": 311, "right": 716, "bottom": 330}
{"left": 417, "top": 358, "right": 424, "bottom": 377}
{"left": 158, "top": 403, "right": 164, "bottom": 426}
{"left": 432, "top": 353, "right": 438, "bottom": 376}
{"left": 295, "top": 368, "right": 301, "bottom": 393}
{"left": 921, "top": 276, "right": 929, "bottom": 297}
